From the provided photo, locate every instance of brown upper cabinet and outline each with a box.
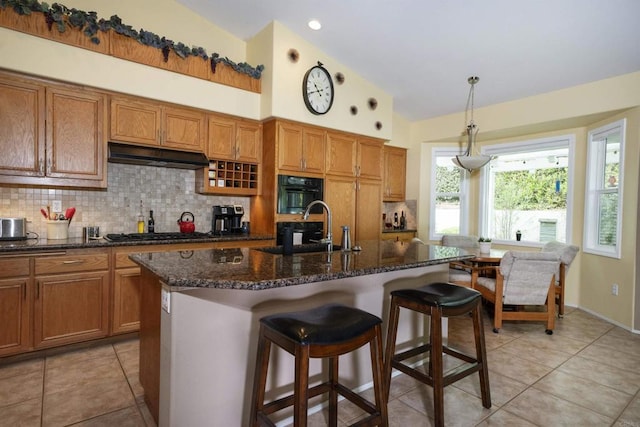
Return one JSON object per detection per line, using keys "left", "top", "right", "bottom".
{"left": 383, "top": 146, "right": 407, "bottom": 201}
{"left": 357, "top": 137, "right": 384, "bottom": 180}
{"left": 325, "top": 132, "right": 356, "bottom": 177}
{"left": 207, "top": 114, "right": 262, "bottom": 162}
{"left": 110, "top": 97, "right": 206, "bottom": 153}
{"left": 0, "top": 72, "right": 107, "bottom": 188}
{"left": 326, "top": 132, "right": 383, "bottom": 180}
{"left": 277, "top": 121, "right": 325, "bottom": 176}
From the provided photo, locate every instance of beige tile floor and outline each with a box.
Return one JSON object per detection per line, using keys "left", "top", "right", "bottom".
{"left": 1, "top": 306, "right": 639, "bottom": 426}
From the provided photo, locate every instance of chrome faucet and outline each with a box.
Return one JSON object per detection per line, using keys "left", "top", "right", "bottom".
{"left": 302, "top": 200, "right": 333, "bottom": 252}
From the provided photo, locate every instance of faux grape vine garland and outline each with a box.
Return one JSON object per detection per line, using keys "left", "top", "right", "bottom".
{"left": 0, "top": 0, "right": 264, "bottom": 79}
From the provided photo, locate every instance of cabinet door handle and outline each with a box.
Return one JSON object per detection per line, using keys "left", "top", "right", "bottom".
{"left": 62, "top": 260, "right": 86, "bottom": 265}
{"left": 357, "top": 165, "right": 361, "bottom": 177}
{"left": 303, "top": 159, "right": 307, "bottom": 170}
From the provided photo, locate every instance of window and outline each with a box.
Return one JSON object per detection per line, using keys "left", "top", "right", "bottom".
{"left": 479, "top": 135, "right": 575, "bottom": 244}
{"left": 583, "top": 119, "right": 625, "bottom": 258}
{"left": 430, "top": 148, "right": 470, "bottom": 240}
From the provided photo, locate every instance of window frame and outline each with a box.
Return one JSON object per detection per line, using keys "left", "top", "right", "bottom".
{"left": 583, "top": 119, "right": 626, "bottom": 259}
{"left": 478, "top": 134, "right": 576, "bottom": 246}
{"left": 429, "top": 147, "right": 471, "bottom": 241}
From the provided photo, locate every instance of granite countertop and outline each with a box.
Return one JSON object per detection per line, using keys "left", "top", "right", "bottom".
{"left": 130, "top": 240, "right": 472, "bottom": 291}
{"left": 0, "top": 233, "right": 274, "bottom": 254}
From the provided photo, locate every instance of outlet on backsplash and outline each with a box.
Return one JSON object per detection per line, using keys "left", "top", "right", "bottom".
{"left": 52, "top": 200, "right": 62, "bottom": 213}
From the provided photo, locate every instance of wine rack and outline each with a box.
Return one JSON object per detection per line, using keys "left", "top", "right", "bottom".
{"left": 196, "top": 160, "right": 259, "bottom": 195}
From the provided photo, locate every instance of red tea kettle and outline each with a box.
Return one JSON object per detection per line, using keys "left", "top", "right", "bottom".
{"left": 177, "top": 211, "right": 195, "bottom": 233}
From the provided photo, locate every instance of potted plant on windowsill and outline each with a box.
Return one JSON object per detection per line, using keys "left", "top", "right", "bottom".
{"left": 478, "top": 237, "right": 492, "bottom": 253}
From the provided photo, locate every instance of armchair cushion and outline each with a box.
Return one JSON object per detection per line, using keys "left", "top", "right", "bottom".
{"left": 500, "top": 251, "right": 560, "bottom": 305}
{"left": 541, "top": 241, "right": 579, "bottom": 266}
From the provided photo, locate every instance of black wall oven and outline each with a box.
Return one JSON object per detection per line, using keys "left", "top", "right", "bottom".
{"left": 277, "top": 175, "right": 324, "bottom": 215}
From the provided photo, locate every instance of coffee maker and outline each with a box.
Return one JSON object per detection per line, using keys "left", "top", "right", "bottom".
{"left": 212, "top": 205, "right": 244, "bottom": 235}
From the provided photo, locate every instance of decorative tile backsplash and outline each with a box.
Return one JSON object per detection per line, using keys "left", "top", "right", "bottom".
{"left": 0, "top": 163, "right": 250, "bottom": 239}
{"left": 382, "top": 200, "right": 417, "bottom": 230}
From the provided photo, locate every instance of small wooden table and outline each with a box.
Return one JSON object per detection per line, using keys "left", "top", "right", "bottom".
{"left": 468, "top": 248, "right": 507, "bottom": 264}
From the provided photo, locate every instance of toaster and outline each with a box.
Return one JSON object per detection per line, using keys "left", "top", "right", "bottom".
{"left": 0, "top": 217, "right": 27, "bottom": 240}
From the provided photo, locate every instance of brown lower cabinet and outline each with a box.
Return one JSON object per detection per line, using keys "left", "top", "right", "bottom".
{"left": 34, "top": 250, "right": 110, "bottom": 349}
{"left": 0, "top": 258, "right": 31, "bottom": 357}
{"left": 0, "top": 239, "right": 274, "bottom": 358}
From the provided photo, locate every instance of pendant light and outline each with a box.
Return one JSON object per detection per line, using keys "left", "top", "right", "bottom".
{"left": 452, "top": 76, "right": 492, "bottom": 172}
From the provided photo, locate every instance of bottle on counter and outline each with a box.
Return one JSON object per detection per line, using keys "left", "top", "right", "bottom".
{"left": 137, "top": 200, "right": 145, "bottom": 233}
{"left": 400, "top": 211, "right": 406, "bottom": 230}
{"left": 148, "top": 210, "right": 155, "bottom": 233}
{"left": 393, "top": 212, "right": 399, "bottom": 229}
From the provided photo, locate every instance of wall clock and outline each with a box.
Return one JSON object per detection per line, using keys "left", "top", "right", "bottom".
{"left": 302, "top": 62, "right": 334, "bottom": 115}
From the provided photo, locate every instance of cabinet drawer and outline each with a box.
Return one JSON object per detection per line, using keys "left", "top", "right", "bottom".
{"left": 115, "top": 252, "right": 139, "bottom": 269}
{"left": 0, "top": 257, "right": 30, "bottom": 278}
{"left": 35, "top": 253, "right": 108, "bottom": 275}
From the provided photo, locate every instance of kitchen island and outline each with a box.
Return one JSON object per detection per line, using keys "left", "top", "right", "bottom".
{"left": 132, "top": 240, "right": 471, "bottom": 426}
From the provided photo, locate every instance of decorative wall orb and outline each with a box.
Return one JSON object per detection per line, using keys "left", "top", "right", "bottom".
{"left": 375, "top": 121, "right": 383, "bottom": 130}
{"left": 287, "top": 48, "right": 300, "bottom": 63}
{"left": 335, "top": 72, "right": 345, "bottom": 84}
{"left": 350, "top": 105, "right": 358, "bottom": 115}
{"left": 368, "top": 98, "right": 378, "bottom": 110}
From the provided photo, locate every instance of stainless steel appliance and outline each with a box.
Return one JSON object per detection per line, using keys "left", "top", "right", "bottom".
{"left": 212, "top": 205, "right": 244, "bottom": 235}
{"left": 276, "top": 221, "right": 323, "bottom": 245}
{"left": 277, "top": 175, "right": 324, "bottom": 214}
{"left": 0, "top": 217, "right": 27, "bottom": 241}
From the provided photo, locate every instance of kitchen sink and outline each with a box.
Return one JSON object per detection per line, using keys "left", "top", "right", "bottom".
{"left": 256, "top": 242, "right": 341, "bottom": 254}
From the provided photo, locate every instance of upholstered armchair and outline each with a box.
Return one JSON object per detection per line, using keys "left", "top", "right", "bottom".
{"left": 541, "top": 241, "right": 579, "bottom": 317}
{"left": 441, "top": 234, "right": 478, "bottom": 287}
{"left": 472, "top": 251, "right": 561, "bottom": 334}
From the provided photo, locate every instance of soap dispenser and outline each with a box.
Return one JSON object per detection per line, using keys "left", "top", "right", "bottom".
{"left": 341, "top": 225, "right": 352, "bottom": 251}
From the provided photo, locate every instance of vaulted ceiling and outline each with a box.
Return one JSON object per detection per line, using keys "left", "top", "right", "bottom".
{"left": 176, "top": 0, "right": 640, "bottom": 122}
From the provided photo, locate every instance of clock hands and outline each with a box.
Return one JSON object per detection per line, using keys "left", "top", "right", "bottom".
{"left": 308, "top": 82, "right": 325, "bottom": 96}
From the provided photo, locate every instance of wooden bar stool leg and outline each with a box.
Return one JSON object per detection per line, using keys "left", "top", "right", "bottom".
{"left": 472, "top": 303, "right": 491, "bottom": 408}
{"left": 430, "top": 307, "right": 444, "bottom": 427}
{"left": 294, "top": 345, "right": 310, "bottom": 427}
{"left": 328, "top": 356, "right": 339, "bottom": 427}
{"left": 250, "top": 327, "right": 271, "bottom": 427}
{"left": 370, "top": 324, "right": 389, "bottom": 427}
{"left": 383, "top": 296, "right": 400, "bottom": 401}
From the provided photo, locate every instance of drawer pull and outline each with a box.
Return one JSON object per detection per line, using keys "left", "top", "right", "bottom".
{"left": 62, "top": 260, "right": 86, "bottom": 265}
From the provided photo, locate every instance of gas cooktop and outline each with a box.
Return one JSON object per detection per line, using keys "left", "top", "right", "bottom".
{"left": 104, "top": 232, "right": 212, "bottom": 242}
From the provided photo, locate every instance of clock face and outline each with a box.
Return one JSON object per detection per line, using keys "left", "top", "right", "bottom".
{"left": 302, "top": 65, "right": 334, "bottom": 115}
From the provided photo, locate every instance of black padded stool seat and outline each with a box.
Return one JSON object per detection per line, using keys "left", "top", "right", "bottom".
{"left": 384, "top": 282, "right": 491, "bottom": 427}
{"left": 250, "top": 303, "right": 388, "bottom": 427}
{"left": 260, "top": 303, "right": 381, "bottom": 345}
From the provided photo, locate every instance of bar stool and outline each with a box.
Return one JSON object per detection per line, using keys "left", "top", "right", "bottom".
{"left": 384, "top": 282, "right": 491, "bottom": 427}
{"left": 250, "top": 303, "right": 388, "bottom": 427}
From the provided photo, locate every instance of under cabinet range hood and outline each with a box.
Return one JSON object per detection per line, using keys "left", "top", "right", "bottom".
{"left": 108, "top": 142, "right": 209, "bottom": 170}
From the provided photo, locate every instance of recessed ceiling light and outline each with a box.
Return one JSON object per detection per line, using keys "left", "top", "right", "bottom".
{"left": 308, "top": 19, "right": 322, "bottom": 30}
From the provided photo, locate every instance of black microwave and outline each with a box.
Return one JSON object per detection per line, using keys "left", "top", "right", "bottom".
{"left": 277, "top": 175, "right": 324, "bottom": 214}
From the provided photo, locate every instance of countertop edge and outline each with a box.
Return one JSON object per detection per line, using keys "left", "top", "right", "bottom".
{"left": 134, "top": 252, "right": 472, "bottom": 292}
{"left": 0, "top": 234, "right": 274, "bottom": 254}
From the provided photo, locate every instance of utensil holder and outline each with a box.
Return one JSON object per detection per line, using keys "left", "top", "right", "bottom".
{"left": 46, "top": 220, "right": 69, "bottom": 240}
